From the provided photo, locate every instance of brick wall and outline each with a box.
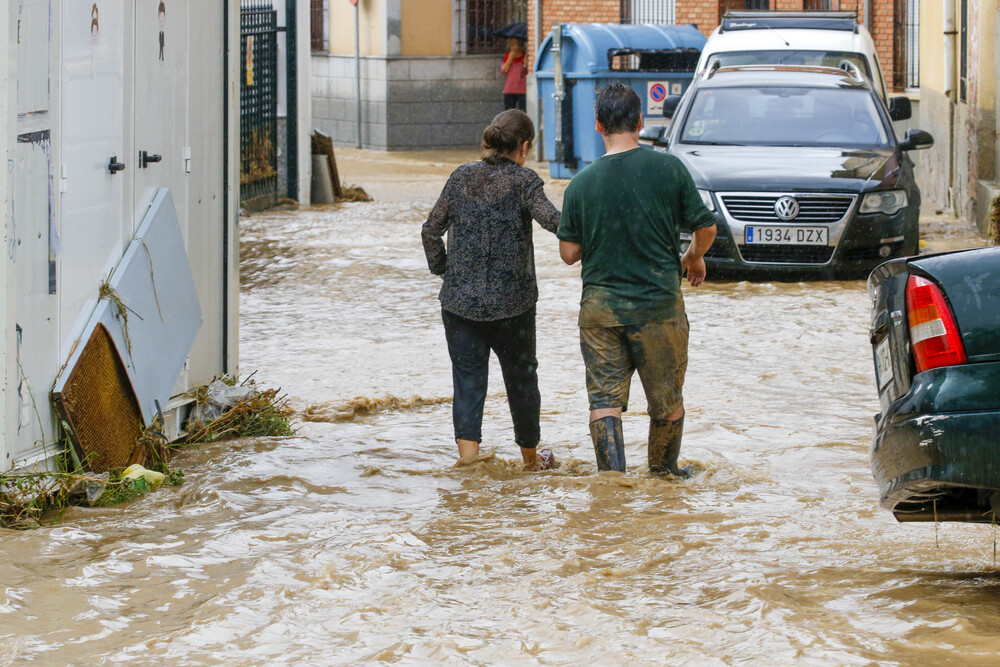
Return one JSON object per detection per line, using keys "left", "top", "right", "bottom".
{"left": 529, "top": 0, "right": 904, "bottom": 91}
{"left": 674, "top": 3, "right": 716, "bottom": 35}
{"left": 527, "top": 0, "right": 620, "bottom": 68}
{"left": 867, "top": 1, "right": 897, "bottom": 90}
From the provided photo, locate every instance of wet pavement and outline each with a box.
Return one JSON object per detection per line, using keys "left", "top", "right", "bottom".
{"left": 1, "top": 149, "right": 997, "bottom": 665}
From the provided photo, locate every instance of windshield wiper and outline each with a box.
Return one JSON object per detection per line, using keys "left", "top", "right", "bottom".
{"left": 682, "top": 141, "right": 747, "bottom": 146}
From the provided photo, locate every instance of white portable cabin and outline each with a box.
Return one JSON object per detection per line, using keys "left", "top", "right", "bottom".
{"left": 0, "top": 1, "right": 241, "bottom": 472}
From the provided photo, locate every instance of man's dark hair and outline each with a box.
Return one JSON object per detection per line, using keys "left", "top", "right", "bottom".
{"left": 595, "top": 82, "right": 641, "bottom": 135}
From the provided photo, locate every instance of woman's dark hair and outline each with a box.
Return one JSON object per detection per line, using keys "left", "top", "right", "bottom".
{"left": 482, "top": 110, "right": 534, "bottom": 163}
{"left": 595, "top": 82, "right": 641, "bottom": 135}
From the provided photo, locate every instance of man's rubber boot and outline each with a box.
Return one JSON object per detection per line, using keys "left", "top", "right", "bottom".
{"left": 648, "top": 416, "right": 691, "bottom": 478}
{"left": 590, "top": 416, "right": 626, "bottom": 472}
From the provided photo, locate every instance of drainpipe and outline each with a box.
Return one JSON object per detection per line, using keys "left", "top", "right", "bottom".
{"left": 533, "top": 0, "right": 542, "bottom": 160}
{"left": 943, "top": 1, "right": 956, "bottom": 102}
{"left": 354, "top": 2, "right": 362, "bottom": 149}
{"left": 534, "top": 0, "right": 541, "bottom": 54}
{"left": 944, "top": 0, "right": 957, "bottom": 208}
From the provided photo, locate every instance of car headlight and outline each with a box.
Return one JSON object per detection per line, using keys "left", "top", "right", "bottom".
{"left": 860, "top": 190, "right": 908, "bottom": 215}
{"left": 698, "top": 189, "right": 716, "bottom": 212}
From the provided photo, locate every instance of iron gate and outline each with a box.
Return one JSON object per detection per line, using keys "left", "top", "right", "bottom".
{"left": 467, "top": 0, "right": 528, "bottom": 54}
{"left": 240, "top": 0, "right": 279, "bottom": 207}
{"left": 719, "top": 0, "right": 770, "bottom": 14}
{"left": 892, "top": 0, "right": 919, "bottom": 89}
{"left": 619, "top": 1, "right": 676, "bottom": 24}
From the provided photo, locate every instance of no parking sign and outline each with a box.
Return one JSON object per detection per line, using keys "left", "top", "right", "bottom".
{"left": 647, "top": 81, "right": 684, "bottom": 114}
{"left": 647, "top": 82, "right": 667, "bottom": 114}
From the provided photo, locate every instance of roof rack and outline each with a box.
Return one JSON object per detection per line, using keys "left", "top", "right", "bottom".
{"left": 838, "top": 59, "right": 865, "bottom": 82}
{"left": 720, "top": 11, "right": 858, "bottom": 34}
{"left": 705, "top": 64, "right": 874, "bottom": 81}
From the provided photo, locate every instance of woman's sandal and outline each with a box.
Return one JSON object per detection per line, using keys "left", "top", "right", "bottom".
{"left": 536, "top": 448, "right": 556, "bottom": 471}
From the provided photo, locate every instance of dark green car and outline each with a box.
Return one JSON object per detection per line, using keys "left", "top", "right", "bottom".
{"left": 868, "top": 247, "right": 1000, "bottom": 522}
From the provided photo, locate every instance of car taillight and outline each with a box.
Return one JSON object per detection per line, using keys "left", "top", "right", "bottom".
{"left": 906, "top": 274, "right": 967, "bottom": 372}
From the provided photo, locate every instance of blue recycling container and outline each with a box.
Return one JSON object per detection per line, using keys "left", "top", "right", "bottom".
{"left": 535, "top": 23, "right": 706, "bottom": 178}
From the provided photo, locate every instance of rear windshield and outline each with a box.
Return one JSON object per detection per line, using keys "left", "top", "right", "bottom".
{"left": 680, "top": 86, "right": 890, "bottom": 148}
{"left": 705, "top": 50, "right": 873, "bottom": 80}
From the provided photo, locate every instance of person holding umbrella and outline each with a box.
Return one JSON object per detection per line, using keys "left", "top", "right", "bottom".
{"left": 497, "top": 22, "right": 528, "bottom": 111}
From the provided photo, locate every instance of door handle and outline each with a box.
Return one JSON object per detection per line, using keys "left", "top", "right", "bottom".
{"left": 139, "top": 151, "right": 162, "bottom": 168}
{"left": 108, "top": 156, "right": 126, "bottom": 174}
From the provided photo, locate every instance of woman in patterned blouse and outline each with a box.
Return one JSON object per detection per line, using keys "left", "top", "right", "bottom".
{"left": 422, "top": 110, "right": 560, "bottom": 469}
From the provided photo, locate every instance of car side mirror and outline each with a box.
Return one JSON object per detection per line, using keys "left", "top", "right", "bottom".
{"left": 899, "top": 128, "right": 933, "bottom": 151}
{"left": 888, "top": 96, "right": 912, "bottom": 121}
{"left": 638, "top": 125, "right": 668, "bottom": 146}
{"left": 662, "top": 95, "right": 682, "bottom": 119}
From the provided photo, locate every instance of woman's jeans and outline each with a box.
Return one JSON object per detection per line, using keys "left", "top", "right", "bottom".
{"left": 441, "top": 307, "right": 540, "bottom": 449}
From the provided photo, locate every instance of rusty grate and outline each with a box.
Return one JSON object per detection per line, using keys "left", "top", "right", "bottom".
{"left": 52, "top": 324, "right": 145, "bottom": 473}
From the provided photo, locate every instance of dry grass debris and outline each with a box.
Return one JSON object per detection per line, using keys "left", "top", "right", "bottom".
{"left": 336, "top": 185, "right": 372, "bottom": 203}
{"left": 184, "top": 375, "right": 294, "bottom": 443}
{"left": 1, "top": 373, "right": 291, "bottom": 530}
{"left": 301, "top": 394, "right": 450, "bottom": 423}
{"left": 1, "top": 448, "right": 184, "bottom": 531}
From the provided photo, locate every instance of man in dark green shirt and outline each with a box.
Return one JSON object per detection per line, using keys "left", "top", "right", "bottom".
{"left": 557, "top": 82, "right": 717, "bottom": 475}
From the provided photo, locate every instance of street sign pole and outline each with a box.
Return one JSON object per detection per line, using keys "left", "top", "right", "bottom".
{"left": 351, "top": 0, "right": 361, "bottom": 148}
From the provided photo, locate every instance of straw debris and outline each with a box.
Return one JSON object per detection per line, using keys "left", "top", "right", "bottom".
{"left": 989, "top": 194, "right": 1000, "bottom": 246}
{"left": 336, "top": 185, "right": 372, "bottom": 203}
{"left": 184, "top": 374, "right": 294, "bottom": 443}
{"left": 0, "top": 442, "right": 184, "bottom": 531}
{"left": 301, "top": 394, "right": 450, "bottom": 423}
{"left": 241, "top": 128, "right": 277, "bottom": 185}
{"left": 1, "top": 374, "right": 292, "bottom": 529}
{"left": 99, "top": 281, "right": 141, "bottom": 358}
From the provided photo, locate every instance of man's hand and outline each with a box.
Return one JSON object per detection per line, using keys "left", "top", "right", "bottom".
{"left": 560, "top": 240, "right": 582, "bottom": 265}
{"left": 681, "top": 250, "right": 707, "bottom": 286}
{"left": 681, "top": 224, "right": 716, "bottom": 287}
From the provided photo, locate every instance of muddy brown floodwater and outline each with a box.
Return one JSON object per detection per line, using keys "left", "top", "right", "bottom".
{"left": 2, "top": 149, "right": 996, "bottom": 665}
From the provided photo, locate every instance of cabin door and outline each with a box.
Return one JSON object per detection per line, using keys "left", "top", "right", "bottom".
{"left": 132, "top": 0, "right": 189, "bottom": 235}
{"left": 58, "top": 0, "right": 128, "bottom": 357}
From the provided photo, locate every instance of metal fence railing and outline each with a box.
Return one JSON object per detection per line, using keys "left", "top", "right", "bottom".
{"left": 719, "top": 0, "right": 770, "bottom": 13}
{"left": 467, "top": 0, "right": 528, "bottom": 54}
{"left": 240, "top": 0, "right": 279, "bottom": 206}
{"left": 892, "top": 0, "right": 918, "bottom": 89}
{"left": 619, "top": 0, "right": 676, "bottom": 24}
{"left": 959, "top": 0, "right": 967, "bottom": 101}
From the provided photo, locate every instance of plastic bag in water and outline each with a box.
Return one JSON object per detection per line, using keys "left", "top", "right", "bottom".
{"left": 189, "top": 379, "right": 256, "bottom": 424}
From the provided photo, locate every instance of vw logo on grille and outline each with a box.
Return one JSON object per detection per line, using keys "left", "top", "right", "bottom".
{"left": 774, "top": 196, "right": 800, "bottom": 220}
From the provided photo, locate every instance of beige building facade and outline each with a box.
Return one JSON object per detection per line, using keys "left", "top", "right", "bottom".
{"left": 311, "top": 0, "right": 513, "bottom": 149}
{"left": 916, "top": 0, "right": 997, "bottom": 229}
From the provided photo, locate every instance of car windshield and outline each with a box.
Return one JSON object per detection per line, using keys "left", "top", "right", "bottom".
{"left": 705, "top": 50, "right": 873, "bottom": 80}
{"left": 680, "top": 86, "right": 890, "bottom": 148}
